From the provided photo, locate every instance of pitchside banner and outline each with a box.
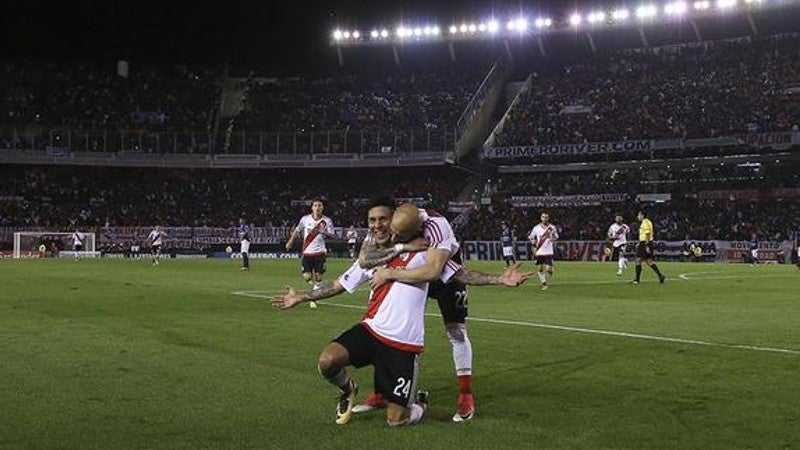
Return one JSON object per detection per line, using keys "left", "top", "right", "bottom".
{"left": 463, "top": 240, "right": 723, "bottom": 261}
{"left": 463, "top": 240, "right": 789, "bottom": 262}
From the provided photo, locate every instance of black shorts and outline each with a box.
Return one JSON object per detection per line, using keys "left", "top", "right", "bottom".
{"left": 301, "top": 255, "right": 326, "bottom": 274}
{"left": 428, "top": 278, "right": 468, "bottom": 324}
{"left": 534, "top": 255, "right": 554, "bottom": 266}
{"left": 151, "top": 244, "right": 162, "bottom": 254}
{"left": 611, "top": 245, "right": 625, "bottom": 260}
{"left": 333, "top": 323, "right": 419, "bottom": 407}
{"left": 74, "top": 244, "right": 83, "bottom": 252}
{"left": 636, "top": 241, "right": 654, "bottom": 259}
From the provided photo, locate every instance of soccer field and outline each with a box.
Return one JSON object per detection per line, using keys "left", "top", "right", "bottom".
{"left": 1, "top": 258, "right": 798, "bottom": 449}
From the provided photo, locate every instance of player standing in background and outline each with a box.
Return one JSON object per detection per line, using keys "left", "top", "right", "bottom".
{"left": 146, "top": 225, "right": 164, "bottom": 266}
{"left": 238, "top": 217, "right": 251, "bottom": 272}
{"left": 528, "top": 213, "right": 559, "bottom": 291}
{"left": 632, "top": 210, "right": 665, "bottom": 284}
{"left": 607, "top": 214, "right": 630, "bottom": 276}
{"left": 500, "top": 221, "right": 515, "bottom": 267}
{"left": 748, "top": 233, "right": 760, "bottom": 265}
{"left": 285, "top": 199, "right": 335, "bottom": 291}
{"left": 346, "top": 225, "right": 358, "bottom": 260}
{"left": 72, "top": 228, "right": 85, "bottom": 259}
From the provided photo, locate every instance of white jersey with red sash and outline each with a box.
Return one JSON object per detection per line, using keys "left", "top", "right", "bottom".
{"left": 295, "top": 214, "right": 334, "bottom": 257}
{"left": 338, "top": 251, "right": 457, "bottom": 353}
{"left": 528, "top": 223, "right": 559, "bottom": 257}
{"left": 419, "top": 209, "right": 462, "bottom": 274}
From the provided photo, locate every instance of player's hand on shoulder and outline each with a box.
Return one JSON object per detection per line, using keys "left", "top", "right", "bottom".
{"left": 370, "top": 268, "right": 391, "bottom": 290}
{"left": 272, "top": 285, "right": 302, "bottom": 309}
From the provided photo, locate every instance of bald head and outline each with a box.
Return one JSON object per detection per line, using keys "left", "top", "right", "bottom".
{"left": 391, "top": 203, "right": 423, "bottom": 243}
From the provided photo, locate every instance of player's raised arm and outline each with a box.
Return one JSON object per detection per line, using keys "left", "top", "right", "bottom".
{"left": 453, "top": 262, "right": 534, "bottom": 287}
{"left": 272, "top": 281, "right": 346, "bottom": 309}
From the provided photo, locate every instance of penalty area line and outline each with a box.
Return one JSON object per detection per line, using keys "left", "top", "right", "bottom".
{"left": 233, "top": 290, "right": 800, "bottom": 356}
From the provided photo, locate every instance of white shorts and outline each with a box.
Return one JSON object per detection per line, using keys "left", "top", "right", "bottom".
{"left": 502, "top": 246, "right": 514, "bottom": 257}
{"left": 750, "top": 249, "right": 758, "bottom": 259}
{"left": 241, "top": 240, "right": 250, "bottom": 254}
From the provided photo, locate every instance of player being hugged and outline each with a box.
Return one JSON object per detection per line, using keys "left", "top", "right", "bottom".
{"left": 607, "top": 214, "right": 630, "bottom": 276}
{"left": 528, "top": 212, "right": 559, "bottom": 291}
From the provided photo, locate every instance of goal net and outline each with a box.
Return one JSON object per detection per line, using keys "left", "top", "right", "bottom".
{"left": 13, "top": 232, "right": 98, "bottom": 259}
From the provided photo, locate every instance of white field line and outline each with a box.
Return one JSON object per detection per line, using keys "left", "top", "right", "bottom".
{"left": 233, "top": 290, "right": 800, "bottom": 356}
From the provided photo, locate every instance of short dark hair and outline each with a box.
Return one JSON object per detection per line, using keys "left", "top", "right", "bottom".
{"left": 638, "top": 209, "right": 648, "bottom": 218}
{"left": 366, "top": 196, "right": 396, "bottom": 213}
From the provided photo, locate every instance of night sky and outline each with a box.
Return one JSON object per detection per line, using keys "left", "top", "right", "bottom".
{"left": 4, "top": 0, "right": 567, "bottom": 69}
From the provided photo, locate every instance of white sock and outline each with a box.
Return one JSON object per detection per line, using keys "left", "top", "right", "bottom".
{"left": 446, "top": 324, "right": 472, "bottom": 377}
{"left": 537, "top": 271, "right": 547, "bottom": 284}
{"left": 387, "top": 403, "right": 425, "bottom": 427}
{"left": 618, "top": 257, "right": 625, "bottom": 270}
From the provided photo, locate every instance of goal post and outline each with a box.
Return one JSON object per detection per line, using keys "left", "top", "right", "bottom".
{"left": 13, "top": 232, "right": 98, "bottom": 259}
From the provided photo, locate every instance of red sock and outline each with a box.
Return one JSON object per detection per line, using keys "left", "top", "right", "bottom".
{"left": 457, "top": 375, "right": 472, "bottom": 394}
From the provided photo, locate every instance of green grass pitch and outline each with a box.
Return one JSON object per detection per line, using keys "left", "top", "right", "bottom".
{"left": 1, "top": 258, "right": 798, "bottom": 449}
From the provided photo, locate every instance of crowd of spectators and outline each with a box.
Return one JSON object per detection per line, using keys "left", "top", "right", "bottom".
{"left": 465, "top": 162, "right": 799, "bottom": 241}
{"left": 494, "top": 34, "right": 800, "bottom": 146}
{"left": 2, "top": 163, "right": 797, "bottom": 246}
{"left": 243, "top": 67, "right": 486, "bottom": 135}
{"left": 0, "top": 62, "right": 220, "bottom": 131}
{"left": 0, "top": 166, "right": 464, "bottom": 231}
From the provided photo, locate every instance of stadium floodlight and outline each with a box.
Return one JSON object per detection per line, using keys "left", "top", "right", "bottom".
{"left": 612, "top": 8, "right": 631, "bottom": 19}
{"left": 333, "top": 30, "right": 343, "bottom": 40}
{"left": 569, "top": 13, "right": 583, "bottom": 26}
{"left": 414, "top": 27, "right": 422, "bottom": 36}
{"left": 636, "top": 5, "right": 658, "bottom": 18}
{"left": 487, "top": 20, "right": 499, "bottom": 32}
{"left": 694, "top": 0, "right": 711, "bottom": 8}
{"left": 352, "top": 30, "right": 360, "bottom": 39}
{"left": 478, "top": 23, "right": 487, "bottom": 31}
{"left": 431, "top": 26, "right": 440, "bottom": 35}
{"left": 423, "top": 26, "right": 431, "bottom": 35}
{"left": 460, "top": 23, "right": 468, "bottom": 33}
{"left": 535, "top": 17, "right": 551, "bottom": 28}
{"left": 744, "top": 0, "right": 762, "bottom": 3}
{"left": 380, "top": 29, "right": 389, "bottom": 38}
{"left": 342, "top": 31, "right": 351, "bottom": 39}
{"left": 587, "top": 11, "right": 606, "bottom": 23}
{"left": 665, "top": 1, "right": 689, "bottom": 14}
{"left": 370, "top": 29, "right": 379, "bottom": 38}
{"left": 468, "top": 23, "right": 477, "bottom": 32}
{"left": 449, "top": 25, "right": 458, "bottom": 34}
{"left": 717, "top": 0, "right": 736, "bottom": 8}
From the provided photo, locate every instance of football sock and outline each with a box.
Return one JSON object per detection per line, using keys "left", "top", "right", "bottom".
{"left": 318, "top": 365, "right": 351, "bottom": 392}
{"left": 242, "top": 253, "right": 249, "bottom": 269}
{"left": 446, "top": 324, "right": 473, "bottom": 386}
{"left": 618, "top": 257, "right": 626, "bottom": 270}
{"left": 635, "top": 264, "right": 642, "bottom": 281}
{"left": 537, "top": 271, "right": 547, "bottom": 284}
{"left": 651, "top": 263, "right": 663, "bottom": 277}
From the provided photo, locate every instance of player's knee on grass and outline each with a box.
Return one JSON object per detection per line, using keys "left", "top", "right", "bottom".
{"left": 302, "top": 272, "right": 313, "bottom": 282}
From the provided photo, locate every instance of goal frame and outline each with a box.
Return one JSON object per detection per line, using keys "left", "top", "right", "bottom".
{"left": 13, "top": 232, "right": 97, "bottom": 259}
